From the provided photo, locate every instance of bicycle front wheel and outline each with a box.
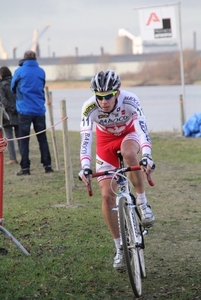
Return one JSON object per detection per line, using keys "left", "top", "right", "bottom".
{"left": 138, "top": 244, "right": 146, "bottom": 278}
{"left": 119, "top": 196, "right": 142, "bottom": 298}
{"left": 131, "top": 193, "right": 146, "bottom": 279}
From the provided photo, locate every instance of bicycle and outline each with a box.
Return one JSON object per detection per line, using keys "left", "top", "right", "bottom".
{"left": 86, "top": 151, "right": 154, "bottom": 298}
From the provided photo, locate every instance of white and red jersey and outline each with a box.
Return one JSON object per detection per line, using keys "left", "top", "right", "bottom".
{"left": 80, "top": 90, "right": 152, "bottom": 169}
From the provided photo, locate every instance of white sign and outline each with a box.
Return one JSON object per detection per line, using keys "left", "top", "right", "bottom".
{"left": 139, "top": 6, "right": 177, "bottom": 41}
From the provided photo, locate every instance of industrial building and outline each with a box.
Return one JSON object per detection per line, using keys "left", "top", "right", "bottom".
{"left": 0, "top": 51, "right": 184, "bottom": 81}
{"left": 0, "top": 28, "right": 198, "bottom": 81}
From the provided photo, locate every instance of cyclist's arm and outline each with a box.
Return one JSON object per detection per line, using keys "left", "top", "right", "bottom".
{"left": 133, "top": 116, "right": 152, "bottom": 156}
{"left": 80, "top": 128, "right": 93, "bottom": 169}
{"left": 134, "top": 117, "right": 155, "bottom": 173}
{"left": 79, "top": 128, "right": 93, "bottom": 187}
{"left": 124, "top": 92, "right": 152, "bottom": 156}
{"left": 80, "top": 101, "right": 95, "bottom": 170}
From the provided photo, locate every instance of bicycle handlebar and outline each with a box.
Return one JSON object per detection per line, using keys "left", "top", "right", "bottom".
{"left": 87, "top": 165, "right": 154, "bottom": 196}
{"left": 92, "top": 165, "right": 140, "bottom": 177}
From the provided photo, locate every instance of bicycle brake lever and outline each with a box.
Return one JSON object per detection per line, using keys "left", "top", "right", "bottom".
{"left": 87, "top": 176, "right": 93, "bottom": 196}
{"left": 146, "top": 172, "right": 155, "bottom": 187}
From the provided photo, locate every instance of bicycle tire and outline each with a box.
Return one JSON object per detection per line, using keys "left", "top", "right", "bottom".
{"left": 138, "top": 246, "right": 146, "bottom": 279}
{"left": 130, "top": 193, "right": 146, "bottom": 279}
{"left": 119, "top": 196, "right": 142, "bottom": 297}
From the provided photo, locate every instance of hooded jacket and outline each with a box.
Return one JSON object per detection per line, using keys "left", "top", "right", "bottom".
{"left": 11, "top": 59, "right": 46, "bottom": 116}
{"left": 0, "top": 75, "right": 18, "bottom": 126}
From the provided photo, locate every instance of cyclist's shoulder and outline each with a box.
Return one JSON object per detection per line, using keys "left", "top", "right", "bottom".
{"left": 120, "top": 89, "right": 140, "bottom": 100}
{"left": 119, "top": 90, "right": 141, "bottom": 108}
{"left": 82, "top": 96, "right": 98, "bottom": 116}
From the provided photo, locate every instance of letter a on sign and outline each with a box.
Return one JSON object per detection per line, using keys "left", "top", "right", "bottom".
{"left": 138, "top": 6, "right": 177, "bottom": 41}
{"left": 146, "top": 13, "right": 160, "bottom": 26}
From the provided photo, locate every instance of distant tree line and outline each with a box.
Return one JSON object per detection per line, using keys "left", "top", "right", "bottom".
{"left": 55, "top": 50, "right": 201, "bottom": 85}
{"left": 121, "top": 50, "right": 201, "bottom": 85}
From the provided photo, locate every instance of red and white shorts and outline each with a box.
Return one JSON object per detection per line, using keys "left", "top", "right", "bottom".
{"left": 96, "top": 127, "right": 140, "bottom": 181}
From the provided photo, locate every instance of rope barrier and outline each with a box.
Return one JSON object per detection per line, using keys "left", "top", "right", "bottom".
{"left": 4, "top": 116, "right": 68, "bottom": 143}
{"left": 0, "top": 102, "right": 72, "bottom": 254}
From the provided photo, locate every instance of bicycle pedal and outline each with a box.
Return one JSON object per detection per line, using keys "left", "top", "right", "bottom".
{"left": 142, "top": 229, "right": 148, "bottom": 236}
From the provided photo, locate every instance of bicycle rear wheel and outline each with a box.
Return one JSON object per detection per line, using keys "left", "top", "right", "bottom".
{"left": 119, "top": 196, "right": 142, "bottom": 297}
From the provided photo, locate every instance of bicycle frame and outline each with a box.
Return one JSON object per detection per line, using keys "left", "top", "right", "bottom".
{"left": 111, "top": 168, "right": 144, "bottom": 248}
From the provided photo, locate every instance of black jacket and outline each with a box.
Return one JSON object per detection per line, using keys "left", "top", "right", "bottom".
{"left": 0, "top": 76, "right": 18, "bottom": 126}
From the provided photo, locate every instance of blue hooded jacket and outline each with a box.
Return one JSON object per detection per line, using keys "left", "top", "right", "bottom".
{"left": 11, "top": 59, "right": 46, "bottom": 116}
{"left": 182, "top": 113, "right": 201, "bottom": 137}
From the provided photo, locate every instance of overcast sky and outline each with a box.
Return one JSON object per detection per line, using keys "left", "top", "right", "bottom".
{"left": 0, "top": 0, "right": 200, "bottom": 59}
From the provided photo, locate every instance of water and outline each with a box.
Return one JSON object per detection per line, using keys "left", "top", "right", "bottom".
{"left": 46, "top": 85, "right": 201, "bottom": 132}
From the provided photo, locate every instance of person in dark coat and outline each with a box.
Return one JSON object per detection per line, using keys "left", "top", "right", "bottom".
{"left": 0, "top": 66, "right": 19, "bottom": 164}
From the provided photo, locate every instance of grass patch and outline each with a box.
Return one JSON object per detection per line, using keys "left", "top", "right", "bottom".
{"left": 0, "top": 131, "right": 201, "bottom": 299}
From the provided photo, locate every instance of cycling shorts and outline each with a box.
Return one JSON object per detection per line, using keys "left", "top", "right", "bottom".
{"left": 96, "top": 127, "right": 140, "bottom": 181}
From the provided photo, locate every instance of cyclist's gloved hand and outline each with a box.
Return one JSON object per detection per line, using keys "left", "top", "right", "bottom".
{"left": 139, "top": 154, "right": 155, "bottom": 172}
{"left": 78, "top": 168, "right": 92, "bottom": 184}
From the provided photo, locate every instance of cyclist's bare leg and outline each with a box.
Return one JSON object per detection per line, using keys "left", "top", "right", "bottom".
{"left": 98, "top": 178, "right": 119, "bottom": 239}
{"left": 99, "top": 178, "right": 126, "bottom": 271}
{"left": 121, "top": 139, "right": 155, "bottom": 227}
{"left": 121, "top": 139, "right": 145, "bottom": 194}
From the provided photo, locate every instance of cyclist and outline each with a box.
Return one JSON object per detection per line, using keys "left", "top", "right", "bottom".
{"left": 79, "top": 70, "right": 155, "bottom": 272}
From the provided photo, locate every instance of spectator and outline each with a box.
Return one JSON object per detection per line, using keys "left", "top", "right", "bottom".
{"left": 11, "top": 50, "right": 54, "bottom": 175}
{"left": 0, "top": 66, "right": 19, "bottom": 165}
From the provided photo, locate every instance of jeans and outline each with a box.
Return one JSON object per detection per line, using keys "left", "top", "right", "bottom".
{"left": 4, "top": 125, "right": 20, "bottom": 161}
{"left": 18, "top": 114, "right": 51, "bottom": 169}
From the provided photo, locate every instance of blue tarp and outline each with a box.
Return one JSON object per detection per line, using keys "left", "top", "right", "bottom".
{"left": 183, "top": 113, "right": 201, "bottom": 137}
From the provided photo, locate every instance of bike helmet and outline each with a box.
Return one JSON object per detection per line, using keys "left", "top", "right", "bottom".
{"left": 90, "top": 70, "right": 121, "bottom": 92}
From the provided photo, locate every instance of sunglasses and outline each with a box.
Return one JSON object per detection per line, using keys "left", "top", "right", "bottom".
{"left": 95, "top": 91, "right": 117, "bottom": 101}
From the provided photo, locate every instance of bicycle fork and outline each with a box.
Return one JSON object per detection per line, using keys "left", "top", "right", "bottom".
{"left": 128, "top": 202, "right": 144, "bottom": 250}
{"left": 114, "top": 193, "right": 144, "bottom": 250}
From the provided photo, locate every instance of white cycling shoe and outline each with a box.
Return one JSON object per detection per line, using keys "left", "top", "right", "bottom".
{"left": 113, "top": 248, "right": 126, "bottom": 272}
{"left": 137, "top": 203, "right": 155, "bottom": 227}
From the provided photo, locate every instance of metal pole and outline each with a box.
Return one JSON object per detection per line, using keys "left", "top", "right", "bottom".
{"left": 0, "top": 110, "right": 4, "bottom": 226}
{"left": 179, "top": 94, "right": 185, "bottom": 135}
{"left": 134, "top": 1, "right": 186, "bottom": 122}
{"left": 178, "top": 1, "right": 186, "bottom": 122}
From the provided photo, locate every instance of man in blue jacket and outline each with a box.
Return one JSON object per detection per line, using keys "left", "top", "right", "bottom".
{"left": 11, "top": 50, "right": 54, "bottom": 175}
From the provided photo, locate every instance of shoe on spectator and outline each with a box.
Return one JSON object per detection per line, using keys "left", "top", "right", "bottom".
{"left": 137, "top": 203, "right": 155, "bottom": 227}
{"left": 44, "top": 166, "right": 54, "bottom": 173}
{"left": 17, "top": 169, "right": 30, "bottom": 176}
{"left": 7, "top": 160, "right": 18, "bottom": 165}
{"left": 113, "top": 248, "right": 126, "bottom": 272}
